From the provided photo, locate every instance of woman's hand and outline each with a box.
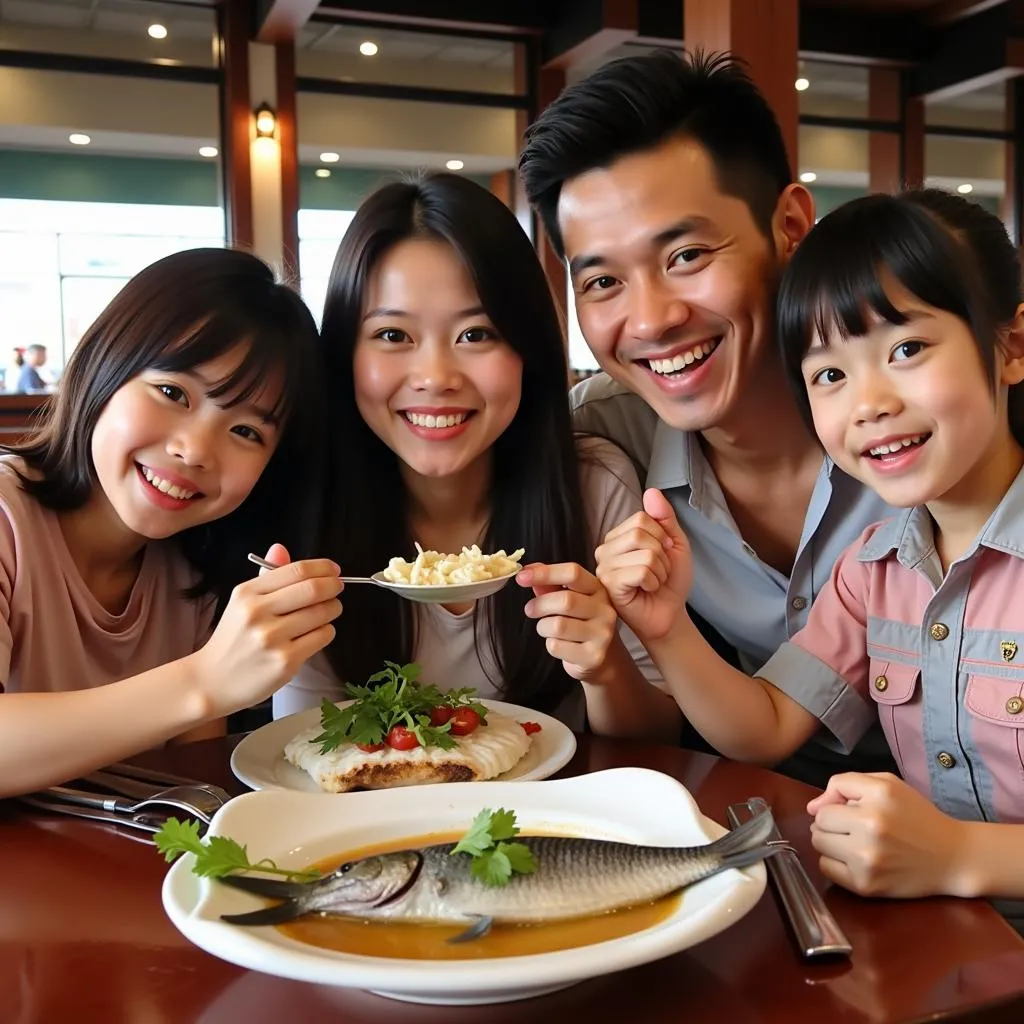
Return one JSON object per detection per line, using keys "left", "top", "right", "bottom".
{"left": 517, "top": 562, "right": 618, "bottom": 681}
{"left": 595, "top": 488, "right": 692, "bottom": 644}
{"left": 188, "top": 543, "right": 343, "bottom": 717}
{"left": 807, "top": 772, "right": 970, "bottom": 898}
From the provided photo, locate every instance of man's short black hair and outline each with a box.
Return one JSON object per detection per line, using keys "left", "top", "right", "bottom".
{"left": 519, "top": 49, "right": 793, "bottom": 256}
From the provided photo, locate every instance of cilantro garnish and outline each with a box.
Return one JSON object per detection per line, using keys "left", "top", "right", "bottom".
{"left": 154, "top": 818, "right": 319, "bottom": 882}
{"left": 311, "top": 661, "right": 487, "bottom": 753}
{"left": 451, "top": 807, "right": 537, "bottom": 887}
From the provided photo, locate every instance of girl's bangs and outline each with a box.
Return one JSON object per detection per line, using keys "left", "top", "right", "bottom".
{"left": 151, "top": 315, "right": 298, "bottom": 422}
{"left": 806, "top": 257, "right": 910, "bottom": 351}
{"left": 782, "top": 197, "right": 972, "bottom": 363}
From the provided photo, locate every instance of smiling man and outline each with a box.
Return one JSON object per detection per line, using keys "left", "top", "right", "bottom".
{"left": 519, "top": 50, "right": 895, "bottom": 786}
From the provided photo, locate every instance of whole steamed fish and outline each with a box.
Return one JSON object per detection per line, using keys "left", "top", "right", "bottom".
{"left": 218, "top": 804, "right": 786, "bottom": 941}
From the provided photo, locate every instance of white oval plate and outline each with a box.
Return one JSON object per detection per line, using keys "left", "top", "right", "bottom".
{"left": 231, "top": 699, "right": 576, "bottom": 793}
{"left": 367, "top": 571, "right": 518, "bottom": 604}
{"left": 162, "top": 768, "right": 766, "bottom": 1005}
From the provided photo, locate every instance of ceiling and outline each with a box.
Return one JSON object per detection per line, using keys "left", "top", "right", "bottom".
{"left": 0, "top": 0, "right": 1015, "bottom": 172}
{"left": 0, "top": 0, "right": 214, "bottom": 39}
{"left": 297, "top": 22, "right": 514, "bottom": 68}
{"left": 801, "top": 0, "right": 950, "bottom": 9}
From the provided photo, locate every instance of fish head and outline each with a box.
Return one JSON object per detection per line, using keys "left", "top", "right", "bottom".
{"left": 311, "top": 850, "right": 422, "bottom": 911}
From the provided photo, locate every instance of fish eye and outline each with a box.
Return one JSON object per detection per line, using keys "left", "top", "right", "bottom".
{"left": 339, "top": 862, "right": 353, "bottom": 874}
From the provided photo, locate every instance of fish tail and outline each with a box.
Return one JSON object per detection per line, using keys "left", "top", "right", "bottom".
{"left": 706, "top": 803, "right": 775, "bottom": 859}
{"left": 218, "top": 874, "right": 312, "bottom": 899}
{"left": 220, "top": 899, "right": 307, "bottom": 927}
{"left": 716, "top": 841, "right": 789, "bottom": 874}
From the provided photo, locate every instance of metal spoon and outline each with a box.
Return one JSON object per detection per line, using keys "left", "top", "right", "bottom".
{"left": 247, "top": 552, "right": 517, "bottom": 605}
{"left": 247, "top": 552, "right": 380, "bottom": 586}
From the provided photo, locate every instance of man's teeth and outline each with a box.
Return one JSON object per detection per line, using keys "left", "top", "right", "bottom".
{"left": 405, "top": 412, "right": 468, "bottom": 429}
{"left": 141, "top": 466, "right": 197, "bottom": 500}
{"left": 868, "top": 434, "right": 928, "bottom": 457}
{"left": 649, "top": 341, "right": 719, "bottom": 375}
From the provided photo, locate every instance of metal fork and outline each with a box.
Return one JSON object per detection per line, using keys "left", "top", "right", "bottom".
{"left": 83, "top": 770, "right": 232, "bottom": 806}
{"left": 727, "top": 797, "right": 852, "bottom": 959}
{"left": 41, "top": 782, "right": 223, "bottom": 826}
{"left": 99, "top": 761, "right": 232, "bottom": 805}
{"left": 17, "top": 792, "right": 177, "bottom": 843}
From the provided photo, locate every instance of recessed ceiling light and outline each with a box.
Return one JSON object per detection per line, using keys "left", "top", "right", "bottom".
{"left": 359, "top": 41, "right": 378, "bottom": 56}
{"left": 68, "top": 133, "right": 91, "bottom": 146}
{"left": 957, "top": 183, "right": 974, "bottom": 194}
{"left": 795, "top": 77, "right": 810, "bottom": 91}
{"left": 446, "top": 159, "right": 465, "bottom": 171}
{"left": 315, "top": 168, "right": 331, "bottom": 178}
{"left": 148, "top": 23, "right": 168, "bottom": 40}
{"left": 319, "top": 152, "right": 340, "bottom": 163}
{"left": 799, "top": 171, "right": 817, "bottom": 183}
{"left": 198, "top": 146, "right": 218, "bottom": 158}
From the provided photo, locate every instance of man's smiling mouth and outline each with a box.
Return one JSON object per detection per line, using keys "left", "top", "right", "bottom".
{"left": 639, "top": 338, "right": 722, "bottom": 377}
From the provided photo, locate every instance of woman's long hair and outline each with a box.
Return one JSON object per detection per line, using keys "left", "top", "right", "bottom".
{"left": 320, "top": 173, "right": 590, "bottom": 712}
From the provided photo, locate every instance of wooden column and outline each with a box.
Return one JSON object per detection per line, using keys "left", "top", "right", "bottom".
{"left": 902, "top": 88, "right": 926, "bottom": 189}
{"left": 866, "top": 68, "right": 926, "bottom": 195}
{"left": 513, "top": 44, "right": 537, "bottom": 242}
{"left": 533, "top": 64, "right": 568, "bottom": 322}
{"left": 1002, "top": 78, "right": 1022, "bottom": 245}
{"left": 490, "top": 171, "right": 515, "bottom": 211}
{"left": 518, "top": 43, "right": 567, "bottom": 321}
{"left": 683, "top": 0, "right": 799, "bottom": 173}
{"left": 868, "top": 68, "right": 902, "bottom": 194}
{"left": 217, "top": 0, "right": 253, "bottom": 250}
{"left": 275, "top": 41, "right": 300, "bottom": 281}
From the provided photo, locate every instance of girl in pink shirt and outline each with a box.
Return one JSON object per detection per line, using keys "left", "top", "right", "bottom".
{"left": 594, "top": 189, "right": 1024, "bottom": 918}
{"left": 0, "top": 248, "right": 342, "bottom": 797}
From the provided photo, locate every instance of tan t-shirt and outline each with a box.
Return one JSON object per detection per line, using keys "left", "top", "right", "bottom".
{"left": 0, "top": 459, "right": 213, "bottom": 694}
{"left": 273, "top": 437, "right": 664, "bottom": 729}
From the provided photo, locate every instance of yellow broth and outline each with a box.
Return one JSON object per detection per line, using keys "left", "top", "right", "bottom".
{"left": 277, "top": 831, "right": 681, "bottom": 961}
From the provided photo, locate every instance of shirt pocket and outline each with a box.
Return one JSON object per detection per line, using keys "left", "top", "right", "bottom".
{"left": 867, "top": 659, "right": 920, "bottom": 775}
{"left": 964, "top": 673, "right": 1024, "bottom": 773}
{"left": 868, "top": 659, "right": 920, "bottom": 705}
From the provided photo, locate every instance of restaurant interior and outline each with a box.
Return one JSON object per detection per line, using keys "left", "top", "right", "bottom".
{"left": 3, "top": 2, "right": 1024, "bottom": 1021}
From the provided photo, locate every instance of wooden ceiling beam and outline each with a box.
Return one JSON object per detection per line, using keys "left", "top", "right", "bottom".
{"left": 913, "top": 2, "right": 1024, "bottom": 98}
{"left": 926, "top": 0, "right": 1008, "bottom": 28}
{"left": 541, "top": 0, "right": 638, "bottom": 71}
{"left": 313, "top": 0, "right": 546, "bottom": 35}
{"left": 256, "top": 0, "right": 324, "bottom": 43}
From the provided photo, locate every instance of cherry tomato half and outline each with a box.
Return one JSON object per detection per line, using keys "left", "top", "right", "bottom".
{"left": 429, "top": 706, "right": 455, "bottom": 727}
{"left": 449, "top": 708, "right": 481, "bottom": 736}
{"left": 356, "top": 742, "right": 386, "bottom": 753}
{"left": 386, "top": 726, "right": 420, "bottom": 750}
{"left": 519, "top": 721, "right": 542, "bottom": 735}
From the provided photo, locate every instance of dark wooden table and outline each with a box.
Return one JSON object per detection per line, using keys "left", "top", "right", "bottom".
{"left": 2, "top": 734, "right": 1023, "bottom": 1023}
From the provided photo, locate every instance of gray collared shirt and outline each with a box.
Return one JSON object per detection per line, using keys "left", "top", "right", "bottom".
{"left": 571, "top": 373, "right": 897, "bottom": 786}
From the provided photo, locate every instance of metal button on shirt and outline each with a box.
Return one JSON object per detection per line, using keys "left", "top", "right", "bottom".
{"left": 929, "top": 623, "right": 950, "bottom": 641}
{"left": 873, "top": 675, "right": 888, "bottom": 692}
{"left": 1006, "top": 696, "right": 1024, "bottom": 715}
{"left": 936, "top": 751, "right": 956, "bottom": 769}
{"left": 791, "top": 596, "right": 807, "bottom": 611}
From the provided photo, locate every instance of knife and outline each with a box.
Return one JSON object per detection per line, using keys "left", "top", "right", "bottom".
{"left": 728, "top": 796, "right": 852, "bottom": 958}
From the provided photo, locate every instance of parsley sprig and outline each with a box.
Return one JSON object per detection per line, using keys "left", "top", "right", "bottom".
{"left": 451, "top": 808, "right": 537, "bottom": 887}
{"left": 312, "top": 661, "right": 488, "bottom": 753}
{"left": 154, "top": 817, "right": 320, "bottom": 882}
